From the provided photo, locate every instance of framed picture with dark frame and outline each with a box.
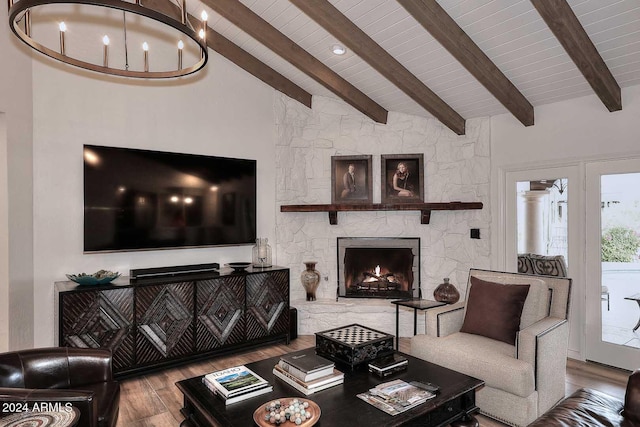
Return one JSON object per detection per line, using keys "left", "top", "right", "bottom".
{"left": 381, "top": 154, "right": 424, "bottom": 203}
{"left": 331, "top": 155, "right": 373, "bottom": 204}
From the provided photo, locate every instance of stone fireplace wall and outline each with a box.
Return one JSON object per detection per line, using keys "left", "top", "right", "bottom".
{"left": 274, "top": 94, "right": 491, "bottom": 336}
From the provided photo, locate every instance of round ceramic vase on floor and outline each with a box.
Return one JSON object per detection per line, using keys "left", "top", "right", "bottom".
{"left": 433, "top": 277, "right": 460, "bottom": 304}
{"left": 301, "top": 262, "right": 321, "bottom": 301}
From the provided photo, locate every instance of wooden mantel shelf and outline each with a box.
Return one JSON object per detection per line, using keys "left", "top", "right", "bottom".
{"left": 280, "top": 202, "right": 483, "bottom": 225}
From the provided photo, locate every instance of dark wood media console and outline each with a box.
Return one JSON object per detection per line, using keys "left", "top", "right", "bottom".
{"left": 54, "top": 266, "right": 290, "bottom": 378}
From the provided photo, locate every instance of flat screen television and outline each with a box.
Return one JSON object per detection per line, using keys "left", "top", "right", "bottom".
{"left": 83, "top": 145, "right": 256, "bottom": 252}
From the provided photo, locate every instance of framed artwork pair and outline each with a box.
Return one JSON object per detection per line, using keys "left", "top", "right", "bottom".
{"left": 331, "top": 154, "right": 424, "bottom": 204}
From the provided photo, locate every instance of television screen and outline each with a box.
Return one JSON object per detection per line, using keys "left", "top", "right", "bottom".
{"left": 83, "top": 145, "right": 256, "bottom": 252}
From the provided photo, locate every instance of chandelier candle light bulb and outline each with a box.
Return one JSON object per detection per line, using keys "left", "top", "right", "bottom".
{"left": 59, "top": 21, "right": 66, "bottom": 55}
{"left": 24, "top": 9, "right": 30, "bottom": 36}
{"left": 142, "top": 41, "right": 149, "bottom": 72}
{"left": 178, "top": 40, "right": 184, "bottom": 70}
{"left": 200, "top": 10, "right": 207, "bottom": 44}
{"left": 102, "top": 35, "right": 109, "bottom": 67}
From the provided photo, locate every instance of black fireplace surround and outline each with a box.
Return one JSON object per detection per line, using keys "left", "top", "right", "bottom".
{"left": 337, "top": 237, "right": 420, "bottom": 299}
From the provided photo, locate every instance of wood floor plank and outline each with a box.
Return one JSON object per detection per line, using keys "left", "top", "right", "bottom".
{"left": 126, "top": 411, "right": 182, "bottom": 427}
{"left": 118, "top": 376, "right": 168, "bottom": 424}
{"left": 154, "top": 386, "right": 186, "bottom": 424}
{"left": 116, "top": 336, "right": 629, "bottom": 427}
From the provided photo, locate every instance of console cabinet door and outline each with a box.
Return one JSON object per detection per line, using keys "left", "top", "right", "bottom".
{"left": 135, "top": 282, "right": 195, "bottom": 366}
{"left": 60, "top": 288, "right": 134, "bottom": 373}
{"left": 245, "top": 270, "right": 289, "bottom": 340}
{"left": 196, "top": 276, "right": 245, "bottom": 352}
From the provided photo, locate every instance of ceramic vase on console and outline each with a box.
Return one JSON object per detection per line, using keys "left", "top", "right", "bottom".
{"left": 433, "top": 277, "right": 460, "bottom": 304}
{"left": 300, "top": 262, "right": 321, "bottom": 301}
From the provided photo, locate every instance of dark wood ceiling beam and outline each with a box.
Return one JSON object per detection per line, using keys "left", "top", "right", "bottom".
{"left": 290, "top": 0, "right": 466, "bottom": 135}
{"left": 206, "top": 29, "right": 312, "bottom": 108}
{"left": 398, "top": 0, "right": 534, "bottom": 127}
{"left": 144, "top": 0, "right": 311, "bottom": 107}
{"left": 200, "top": 0, "right": 388, "bottom": 124}
{"left": 531, "top": 0, "right": 621, "bottom": 112}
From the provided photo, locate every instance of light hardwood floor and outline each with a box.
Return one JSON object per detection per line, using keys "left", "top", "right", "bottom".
{"left": 116, "top": 336, "right": 629, "bottom": 427}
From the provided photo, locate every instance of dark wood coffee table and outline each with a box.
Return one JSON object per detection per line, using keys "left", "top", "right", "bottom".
{"left": 176, "top": 350, "right": 483, "bottom": 427}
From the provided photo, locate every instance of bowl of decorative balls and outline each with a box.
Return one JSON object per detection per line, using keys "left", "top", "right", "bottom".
{"left": 66, "top": 270, "right": 121, "bottom": 285}
{"left": 253, "top": 397, "right": 320, "bottom": 426}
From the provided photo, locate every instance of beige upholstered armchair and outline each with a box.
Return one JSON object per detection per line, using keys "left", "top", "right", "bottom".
{"left": 411, "top": 269, "right": 571, "bottom": 427}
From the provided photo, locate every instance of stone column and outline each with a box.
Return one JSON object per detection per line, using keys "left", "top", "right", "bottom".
{"left": 521, "top": 190, "right": 549, "bottom": 254}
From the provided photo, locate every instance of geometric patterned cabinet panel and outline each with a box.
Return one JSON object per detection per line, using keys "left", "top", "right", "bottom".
{"left": 55, "top": 266, "right": 290, "bottom": 378}
{"left": 135, "top": 281, "right": 195, "bottom": 366}
{"left": 246, "top": 270, "right": 289, "bottom": 341}
{"left": 196, "top": 276, "right": 245, "bottom": 352}
{"left": 58, "top": 288, "right": 134, "bottom": 373}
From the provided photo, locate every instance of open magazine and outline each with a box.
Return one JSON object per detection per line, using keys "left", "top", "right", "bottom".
{"left": 357, "top": 379, "right": 436, "bottom": 416}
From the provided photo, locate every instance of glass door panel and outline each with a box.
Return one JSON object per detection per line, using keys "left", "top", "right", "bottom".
{"left": 516, "top": 179, "right": 568, "bottom": 262}
{"left": 586, "top": 160, "right": 640, "bottom": 370}
{"left": 505, "top": 166, "right": 580, "bottom": 358}
{"left": 600, "top": 173, "right": 640, "bottom": 348}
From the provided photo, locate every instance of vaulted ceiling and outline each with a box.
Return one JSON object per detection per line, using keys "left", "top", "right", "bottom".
{"left": 183, "top": 0, "right": 640, "bottom": 135}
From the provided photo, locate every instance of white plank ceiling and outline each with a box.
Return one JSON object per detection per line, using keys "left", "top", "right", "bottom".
{"left": 198, "top": 0, "right": 640, "bottom": 121}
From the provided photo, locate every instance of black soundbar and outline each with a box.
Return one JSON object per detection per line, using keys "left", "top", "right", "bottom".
{"left": 130, "top": 263, "right": 220, "bottom": 280}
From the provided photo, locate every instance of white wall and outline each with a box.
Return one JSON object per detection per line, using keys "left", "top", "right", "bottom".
{"left": 491, "top": 84, "right": 640, "bottom": 360}
{"left": 275, "top": 94, "right": 491, "bottom": 323}
{"left": 0, "top": 113, "right": 8, "bottom": 351}
{"left": 1, "top": 6, "right": 35, "bottom": 351}
{"left": 32, "top": 54, "right": 276, "bottom": 347}
{"left": 491, "top": 87, "right": 640, "bottom": 166}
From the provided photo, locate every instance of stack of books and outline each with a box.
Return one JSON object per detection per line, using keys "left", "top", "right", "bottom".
{"left": 357, "top": 379, "right": 436, "bottom": 416}
{"left": 368, "top": 353, "right": 408, "bottom": 378}
{"left": 203, "top": 365, "right": 273, "bottom": 405}
{"left": 273, "top": 350, "right": 344, "bottom": 395}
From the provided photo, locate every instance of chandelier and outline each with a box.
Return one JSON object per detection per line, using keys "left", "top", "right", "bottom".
{"left": 7, "top": 0, "right": 209, "bottom": 78}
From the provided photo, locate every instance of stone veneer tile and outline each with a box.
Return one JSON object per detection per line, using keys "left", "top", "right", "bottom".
{"left": 275, "top": 94, "right": 491, "bottom": 334}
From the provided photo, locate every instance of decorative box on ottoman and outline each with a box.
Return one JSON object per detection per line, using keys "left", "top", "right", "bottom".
{"left": 315, "top": 324, "right": 394, "bottom": 368}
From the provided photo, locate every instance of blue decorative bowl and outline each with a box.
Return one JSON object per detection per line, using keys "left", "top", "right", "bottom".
{"left": 66, "top": 271, "right": 121, "bottom": 285}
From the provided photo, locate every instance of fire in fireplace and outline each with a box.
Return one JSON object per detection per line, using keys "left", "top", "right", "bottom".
{"left": 337, "top": 237, "right": 420, "bottom": 299}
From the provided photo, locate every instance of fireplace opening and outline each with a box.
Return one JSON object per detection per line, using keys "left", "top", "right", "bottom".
{"left": 337, "top": 237, "right": 420, "bottom": 299}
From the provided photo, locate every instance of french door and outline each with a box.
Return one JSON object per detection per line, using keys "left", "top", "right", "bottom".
{"left": 504, "top": 165, "right": 581, "bottom": 357}
{"left": 586, "top": 159, "right": 640, "bottom": 370}
{"left": 504, "top": 166, "right": 578, "bottom": 273}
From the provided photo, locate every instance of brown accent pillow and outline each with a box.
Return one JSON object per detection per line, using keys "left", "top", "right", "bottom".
{"left": 460, "top": 276, "right": 530, "bottom": 345}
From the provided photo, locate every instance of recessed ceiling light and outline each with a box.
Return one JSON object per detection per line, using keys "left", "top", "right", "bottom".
{"left": 332, "top": 44, "right": 346, "bottom": 55}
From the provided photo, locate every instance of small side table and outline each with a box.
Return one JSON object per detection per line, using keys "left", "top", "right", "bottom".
{"left": 624, "top": 293, "right": 640, "bottom": 332}
{"left": 391, "top": 299, "right": 446, "bottom": 349}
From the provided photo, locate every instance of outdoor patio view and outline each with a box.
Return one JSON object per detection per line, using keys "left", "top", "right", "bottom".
{"left": 601, "top": 173, "right": 640, "bottom": 349}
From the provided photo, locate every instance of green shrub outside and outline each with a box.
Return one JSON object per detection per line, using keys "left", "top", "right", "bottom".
{"left": 602, "top": 226, "right": 640, "bottom": 262}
